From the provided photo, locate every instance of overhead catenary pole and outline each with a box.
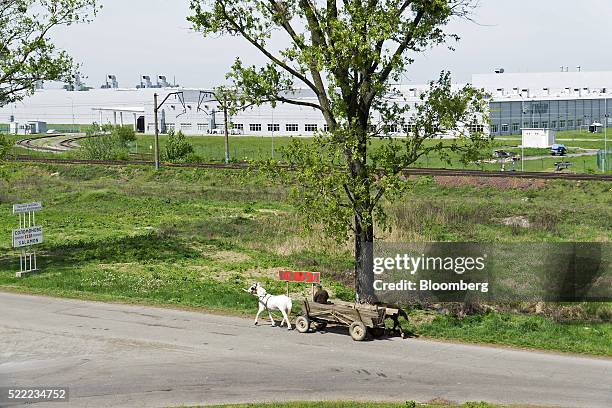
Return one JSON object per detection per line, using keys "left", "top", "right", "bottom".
{"left": 223, "top": 95, "right": 230, "bottom": 164}
{"left": 271, "top": 107, "right": 275, "bottom": 160}
{"left": 604, "top": 97, "right": 608, "bottom": 173}
{"left": 154, "top": 93, "right": 160, "bottom": 170}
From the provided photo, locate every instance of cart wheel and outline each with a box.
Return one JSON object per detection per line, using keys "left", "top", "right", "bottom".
{"left": 313, "top": 321, "right": 327, "bottom": 330}
{"left": 371, "top": 327, "right": 385, "bottom": 338}
{"left": 349, "top": 321, "right": 368, "bottom": 341}
{"left": 295, "top": 315, "right": 310, "bottom": 333}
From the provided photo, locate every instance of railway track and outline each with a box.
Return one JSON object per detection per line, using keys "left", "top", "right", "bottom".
{"left": 16, "top": 134, "right": 88, "bottom": 153}
{"left": 10, "top": 155, "right": 612, "bottom": 181}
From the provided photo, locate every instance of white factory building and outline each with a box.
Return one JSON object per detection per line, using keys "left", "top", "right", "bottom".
{"left": 1, "top": 70, "right": 611, "bottom": 137}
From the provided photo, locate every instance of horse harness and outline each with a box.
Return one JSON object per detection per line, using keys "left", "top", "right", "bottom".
{"left": 257, "top": 293, "right": 272, "bottom": 310}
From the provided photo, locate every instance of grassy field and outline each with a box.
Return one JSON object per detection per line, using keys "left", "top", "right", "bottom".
{"left": 6, "top": 128, "right": 611, "bottom": 174}
{"left": 197, "top": 401, "right": 544, "bottom": 408}
{"left": 0, "top": 163, "right": 610, "bottom": 355}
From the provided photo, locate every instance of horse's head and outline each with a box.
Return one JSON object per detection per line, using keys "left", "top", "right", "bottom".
{"left": 249, "top": 282, "right": 267, "bottom": 297}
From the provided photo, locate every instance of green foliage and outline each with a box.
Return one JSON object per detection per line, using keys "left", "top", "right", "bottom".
{"left": 115, "top": 126, "right": 136, "bottom": 144}
{"left": 0, "top": 0, "right": 99, "bottom": 107}
{"left": 164, "top": 130, "right": 194, "bottom": 161}
{"left": 405, "top": 311, "right": 612, "bottom": 356}
{"left": 188, "top": 0, "right": 488, "bottom": 296}
{"left": 1, "top": 163, "right": 610, "bottom": 355}
{"left": 80, "top": 126, "right": 134, "bottom": 160}
{"left": 0, "top": 134, "right": 10, "bottom": 161}
{"left": 84, "top": 122, "right": 114, "bottom": 136}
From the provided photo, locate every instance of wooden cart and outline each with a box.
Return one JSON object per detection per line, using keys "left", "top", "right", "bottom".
{"left": 295, "top": 299, "right": 400, "bottom": 341}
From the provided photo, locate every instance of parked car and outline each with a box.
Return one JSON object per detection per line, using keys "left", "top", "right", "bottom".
{"left": 550, "top": 144, "right": 567, "bottom": 156}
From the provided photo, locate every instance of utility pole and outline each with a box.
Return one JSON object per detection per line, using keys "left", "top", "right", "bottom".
{"left": 271, "top": 107, "right": 275, "bottom": 159}
{"left": 604, "top": 97, "right": 608, "bottom": 173}
{"left": 153, "top": 93, "right": 160, "bottom": 170}
{"left": 223, "top": 94, "right": 230, "bottom": 164}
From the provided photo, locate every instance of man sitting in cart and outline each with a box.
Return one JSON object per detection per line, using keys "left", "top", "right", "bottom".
{"left": 313, "top": 283, "right": 330, "bottom": 304}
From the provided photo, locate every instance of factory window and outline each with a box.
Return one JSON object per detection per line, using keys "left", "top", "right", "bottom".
{"left": 250, "top": 123, "right": 262, "bottom": 132}
{"left": 532, "top": 121, "right": 539, "bottom": 128}
{"left": 568, "top": 120, "right": 574, "bottom": 127}
{"left": 501, "top": 124, "right": 509, "bottom": 132}
{"left": 166, "top": 123, "right": 175, "bottom": 131}
{"left": 491, "top": 124, "right": 498, "bottom": 133}
{"left": 541, "top": 121, "right": 548, "bottom": 128}
{"left": 305, "top": 124, "right": 318, "bottom": 132}
{"left": 560, "top": 120, "right": 566, "bottom": 128}
{"left": 181, "top": 123, "right": 192, "bottom": 130}
{"left": 232, "top": 123, "right": 244, "bottom": 130}
{"left": 576, "top": 119, "right": 582, "bottom": 127}
{"left": 197, "top": 123, "right": 207, "bottom": 132}
{"left": 470, "top": 124, "right": 484, "bottom": 133}
{"left": 551, "top": 121, "right": 557, "bottom": 129}
{"left": 523, "top": 121, "right": 530, "bottom": 129}
{"left": 512, "top": 123, "right": 520, "bottom": 132}
{"left": 323, "top": 124, "right": 330, "bottom": 132}
{"left": 267, "top": 123, "right": 280, "bottom": 132}
{"left": 385, "top": 124, "right": 399, "bottom": 133}
{"left": 286, "top": 124, "right": 298, "bottom": 132}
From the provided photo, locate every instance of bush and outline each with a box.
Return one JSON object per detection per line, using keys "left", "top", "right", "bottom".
{"left": 80, "top": 125, "right": 137, "bottom": 160}
{"left": 0, "top": 134, "right": 10, "bottom": 161}
{"left": 80, "top": 134, "right": 129, "bottom": 160}
{"left": 114, "top": 126, "right": 136, "bottom": 144}
{"left": 84, "top": 122, "right": 114, "bottom": 136}
{"left": 164, "top": 130, "right": 194, "bottom": 161}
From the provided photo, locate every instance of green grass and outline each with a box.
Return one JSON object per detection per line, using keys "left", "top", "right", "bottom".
{"left": 194, "top": 402, "right": 542, "bottom": 408}
{"left": 404, "top": 310, "right": 611, "bottom": 356}
{"left": 0, "top": 163, "right": 610, "bottom": 355}
{"left": 6, "top": 129, "right": 611, "bottom": 173}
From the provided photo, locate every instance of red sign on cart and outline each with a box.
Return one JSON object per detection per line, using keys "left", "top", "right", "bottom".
{"left": 279, "top": 270, "right": 321, "bottom": 283}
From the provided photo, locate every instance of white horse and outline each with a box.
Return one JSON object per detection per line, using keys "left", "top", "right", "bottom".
{"left": 248, "top": 283, "right": 293, "bottom": 330}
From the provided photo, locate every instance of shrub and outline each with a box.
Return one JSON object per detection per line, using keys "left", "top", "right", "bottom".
{"left": 164, "top": 130, "right": 194, "bottom": 161}
{"left": 114, "top": 126, "right": 136, "bottom": 144}
{"left": 0, "top": 134, "right": 10, "bottom": 161}
{"left": 81, "top": 134, "right": 130, "bottom": 161}
{"left": 80, "top": 125, "right": 137, "bottom": 160}
{"left": 84, "top": 122, "right": 114, "bottom": 136}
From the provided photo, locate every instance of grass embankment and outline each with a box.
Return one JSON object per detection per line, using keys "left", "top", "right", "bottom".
{"left": 0, "top": 163, "right": 610, "bottom": 355}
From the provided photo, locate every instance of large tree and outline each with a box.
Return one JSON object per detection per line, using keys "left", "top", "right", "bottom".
{"left": 0, "top": 0, "right": 99, "bottom": 107}
{"left": 189, "top": 0, "right": 489, "bottom": 301}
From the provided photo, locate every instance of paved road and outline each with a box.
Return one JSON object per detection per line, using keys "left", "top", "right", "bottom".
{"left": 1, "top": 293, "right": 610, "bottom": 408}
{"left": 521, "top": 148, "right": 599, "bottom": 161}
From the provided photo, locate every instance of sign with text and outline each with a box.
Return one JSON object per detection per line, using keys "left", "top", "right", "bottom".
{"left": 12, "top": 226, "right": 43, "bottom": 248}
{"left": 13, "top": 202, "right": 43, "bottom": 214}
{"left": 278, "top": 270, "right": 321, "bottom": 283}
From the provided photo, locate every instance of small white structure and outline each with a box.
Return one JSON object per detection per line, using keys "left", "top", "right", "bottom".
{"left": 10, "top": 121, "right": 47, "bottom": 135}
{"left": 521, "top": 128, "right": 556, "bottom": 148}
{"left": 27, "top": 121, "right": 47, "bottom": 134}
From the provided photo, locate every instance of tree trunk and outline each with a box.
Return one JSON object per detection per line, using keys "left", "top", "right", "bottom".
{"left": 355, "top": 212, "right": 375, "bottom": 303}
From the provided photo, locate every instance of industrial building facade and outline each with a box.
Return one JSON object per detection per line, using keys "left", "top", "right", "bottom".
{"left": 489, "top": 97, "right": 611, "bottom": 136}
{"left": 2, "top": 70, "right": 611, "bottom": 137}
{"left": 473, "top": 71, "right": 612, "bottom": 137}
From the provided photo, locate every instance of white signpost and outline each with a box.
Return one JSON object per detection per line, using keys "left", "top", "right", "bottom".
{"left": 12, "top": 202, "right": 43, "bottom": 277}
